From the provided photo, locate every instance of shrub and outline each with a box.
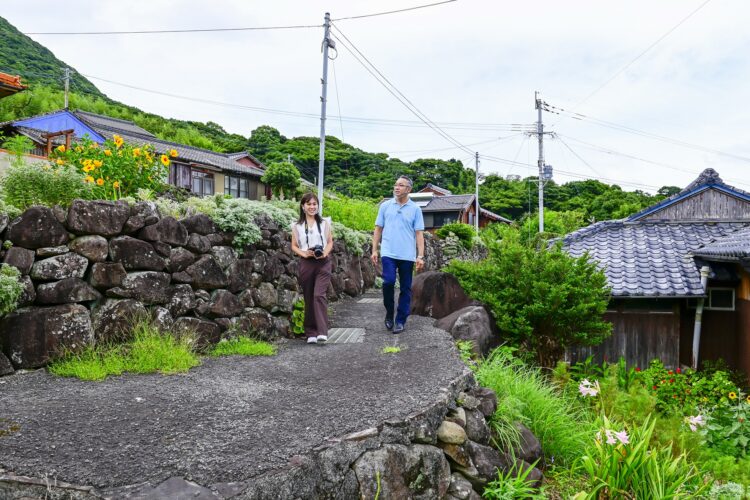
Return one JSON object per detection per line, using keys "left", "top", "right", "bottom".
{"left": 211, "top": 198, "right": 296, "bottom": 248}
{"left": 323, "top": 195, "right": 379, "bottom": 231}
{"left": 291, "top": 299, "right": 305, "bottom": 335}
{"left": 436, "top": 222, "right": 475, "bottom": 249}
{"left": 261, "top": 161, "right": 300, "bottom": 200}
{"left": 330, "top": 221, "right": 369, "bottom": 256}
{"left": 0, "top": 160, "right": 94, "bottom": 210}
{"left": 0, "top": 264, "right": 24, "bottom": 317}
{"left": 49, "top": 136, "right": 169, "bottom": 199}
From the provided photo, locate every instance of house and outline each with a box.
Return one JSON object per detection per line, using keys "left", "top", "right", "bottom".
{"left": 0, "top": 73, "right": 26, "bottom": 99}
{"left": 563, "top": 168, "right": 750, "bottom": 380}
{"left": 0, "top": 109, "right": 269, "bottom": 200}
{"left": 410, "top": 184, "right": 511, "bottom": 232}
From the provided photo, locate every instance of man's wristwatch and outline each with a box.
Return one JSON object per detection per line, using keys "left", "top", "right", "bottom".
{"left": 417, "top": 255, "right": 425, "bottom": 261}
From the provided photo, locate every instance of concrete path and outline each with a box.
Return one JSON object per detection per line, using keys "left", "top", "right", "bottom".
{"left": 0, "top": 291, "right": 466, "bottom": 495}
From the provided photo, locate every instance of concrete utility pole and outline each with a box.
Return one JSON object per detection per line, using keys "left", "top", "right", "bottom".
{"left": 317, "top": 12, "right": 334, "bottom": 213}
{"left": 535, "top": 91, "right": 544, "bottom": 233}
{"left": 474, "top": 151, "right": 480, "bottom": 234}
{"left": 63, "top": 67, "right": 70, "bottom": 109}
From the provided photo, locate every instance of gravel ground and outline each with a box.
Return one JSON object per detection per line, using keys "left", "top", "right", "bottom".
{"left": 0, "top": 291, "right": 466, "bottom": 489}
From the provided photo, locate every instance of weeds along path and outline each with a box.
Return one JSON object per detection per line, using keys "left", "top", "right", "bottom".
{"left": 0, "top": 291, "right": 465, "bottom": 492}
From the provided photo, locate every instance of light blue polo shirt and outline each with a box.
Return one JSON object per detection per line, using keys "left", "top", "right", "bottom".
{"left": 375, "top": 198, "right": 424, "bottom": 262}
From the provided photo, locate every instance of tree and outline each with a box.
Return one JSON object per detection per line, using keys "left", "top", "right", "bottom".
{"left": 658, "top": 186, "right": 681, "bottom": 198}
{"left": 261, "top": 161, "right": 300, "bottom": 200}
{"left": 247, "top": 125, "right": 287, "bottom": 160}
{"left": 446, "top": 226, "right": 612, "bottom": 367}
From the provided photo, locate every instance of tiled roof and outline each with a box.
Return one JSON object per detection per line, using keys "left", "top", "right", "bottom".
{"left": 421, "top": 194, "right": 474, "bottom": 212}
{"left": 419, "top": 183, "right": 453, "bottom": 195}
{"left": 73, "top": 110, "right": 155, "bottom": 138}
{"left": 691, "top": 226, "right": 750, "bottom": 260}
{"left": 563, "top": 221, "right": 750, "bottom": 297}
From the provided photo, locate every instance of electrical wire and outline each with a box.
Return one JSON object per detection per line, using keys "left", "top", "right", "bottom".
{"left": 331, "top": 59, "right": 346, "bottom": 143}
{"left": 332, "top": 0, "right": 456, "bottom": 21}
{"left": 554, "top": 135, "right": 602, "bottom": 178}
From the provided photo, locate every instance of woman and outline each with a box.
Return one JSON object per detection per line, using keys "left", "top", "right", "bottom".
{"left": 291, "top": 192, "right": 334, "bottom": 344}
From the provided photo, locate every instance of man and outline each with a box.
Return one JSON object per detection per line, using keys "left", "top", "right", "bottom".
{"left": 371, "top": 176, "right": 425, "bottom": 334}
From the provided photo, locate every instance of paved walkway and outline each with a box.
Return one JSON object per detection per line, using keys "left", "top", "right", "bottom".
{"left": 0, "top": 291, "right": 466, "bottom": 495}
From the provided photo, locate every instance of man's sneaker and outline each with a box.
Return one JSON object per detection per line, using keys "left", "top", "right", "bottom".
{"left": 317, "top": 335, "right": 328, "bottom": 342}
{"left": 393, "top": 323, "right": 405, "bottom": 334}
{"left": 384, "top": 318, "right": 394, "bottom": 331}
{"left": 307, "top": 337, "right": 318, "bottom": 344}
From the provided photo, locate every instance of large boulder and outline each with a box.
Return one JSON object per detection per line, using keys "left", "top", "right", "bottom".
{"left": 185, "top": 255, "right": 228, "bottom": 289}
{"left": 30, "top": 253, "right": 89, "bottom": 280}
{"left": 88, "top": 262, "right": 127, "bottom": 290}
{"left": 513, "top": 423, "right": 543, "bottom": 465}
{"left": 131, "top": 201, "right": 160, "bottom": 224}
{"left": 91, "top": 299, "right": 148, "bottom": 343}
{"left": 69, "top": 235, "right": 109, "bottom": 262}
{"left": 109, "top": 236, "right": 167, "bottom": 271}
{"left": 410, "top": 271, "right": 476, "bottom": 319}
{"left": 253, "top": 282, "right": 277, "bottom": 310}
{"left": 210, "top": 246, "right": 237, "bottom": 270}
{"left": 226, "top": 259, "right": 255, "bottom": 293}
{"left": 66, "top": 200, "right": 130, "bottom": 236}
{"left": 185, "top": 233, "right": 211, "bottom": 254}
{"left": 435, "top": 305, "right": 496, "bottom": 357}
{"left": 207, "top": 290, "right": 243, "bottom": 318}
{"left": 17, "top": 275, "right": 36, "bottom": 307}
{"left": 180, "top": 213, "right": 217, "bottom": 235}
{"left": 3, "top": 246, "right": 35, "bottom": 274}
{"left": 36, "top": 278, "right": 102, "bottom": 304}
{"left": 166, "top": 284, "right": 197, "bottom": 317}
{"left": 352, "top": 444, "right": 451, "bottom": 500}
{"left": 0, "top": 305, "right": 93, "bottom": 368}
{"left": 138, "top": 217, "right": 188, "bottom": 246}
{"left": 168, "top": 247, "right": 196, "bottom": 273}
{"left": 462, "top": 441, "right": 543, "bottom": 490}
{"left": 464, "top": 409, "right": 491, "bottom": 445}
{"left": 106, "top": 271, "right": 171, "bottom": 305}
{"left": 235, "top": 308, "right": 275, "bottom": 339}
{"left": 7, "top": 206, "right": 69, "bottom": 249}
{"left": 172, "top": 317, "right": 220, "bottom": 349}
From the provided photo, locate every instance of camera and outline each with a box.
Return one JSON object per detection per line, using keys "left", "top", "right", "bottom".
{"left": 312, "top": 245, "right": 324, "bottom": 258}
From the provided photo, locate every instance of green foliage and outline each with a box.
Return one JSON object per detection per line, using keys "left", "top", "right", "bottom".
{"left": 703, "top": 391, "right": 750, "bottom": 459}
{"left": 0, "top": 158, "right": 94, "bottom": 210}
{"left": 483, "top": 460, "right": 545, "bottom": 500}
{"left": 50, "top": 137, "right": 168, "bottom": 199}
{"left": 261, "top": 161, "right": 300, "bottom": 200}
{"left": 455, "top": 340, "right": 476, "bottom": 368}
{"left": 49, "top": 319, "right": 200, "bottom": 380}
{"left": 209, "top": 337, "right": 276, "bottom": 357}
{"left": 322, "top": 195, "right": 378, "bottom": 231}
{"left": 576, "top": 415, "right": 709, "bottom": 498}
{"left": 0, "top": 264, "right": 23, "bottom": 317}
{"left": 2, "top": 135, "right": 33, "bottom": 166}
{"left": 446, "top": 226, "right": 612, "bottom": 367}
{"left": 330, "top": 221, "right": 369, "bottom": 256}
{"left": 291, "top": 299, "right": 305, "bottom": 336}
{"left": 211, "top": 198, "right": 296, "bottom": 248}
{"left": 518, "top": 209, "right": 587, "bottom": 243}
{"left": 476, "top": 347, "right": 596, "bottom": 465}
{"left": 436, "top": 222, "right": 475, "bottom": 249}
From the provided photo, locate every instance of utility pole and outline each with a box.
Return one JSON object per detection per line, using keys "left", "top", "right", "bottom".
{"left": 317, "top": 12, "right": 334, "bottom": 213}
{"left": 535, "top": 91, "right": 544, "bottom": 233}
{"left": 474, "top": 151, "right": 480, "bottom": 234}
{"left": 63, "top": 67, "right": 70, "bottom": 109}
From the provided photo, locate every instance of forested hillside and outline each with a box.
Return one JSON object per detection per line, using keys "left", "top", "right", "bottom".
{"left": 0, "top": 15, "right": 674, "bottom": 227}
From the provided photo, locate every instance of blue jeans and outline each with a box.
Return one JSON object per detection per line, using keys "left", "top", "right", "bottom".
{"left": 381, "top": 257, "right": 414, "bottom": 325}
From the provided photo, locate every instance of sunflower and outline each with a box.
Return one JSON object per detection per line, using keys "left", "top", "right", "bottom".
{"left": 729, "top": 392, "right": 738, "bottom": 400}
{"left": 169, "top": 149, "right": 178, "bottom": 158}
{"left": 93, "top": 160, "right": 103, "bottom": 168}
{"left": 160, "top": 154, "right": 170, "bottom": 166}
{"left": 104, "top": 149, "right": 112, "bottom": 157}
{"left": 96, "top": 178, "right": 104, "bottom": 186}
{"left": 132, "top": 148, "right": 141, "bottom": 157}
{"left": 113, "top": 135, "right": 124, "bottom": 148}
{"left": 55, "top": 159, "right": 64, "bottom": 165}
{"left": 84, "top": 175, "right": 95, "bottom": 183}
{"left": 113, "top": 181, "right": 121, "bottom": 189}
{"left": 55, "top": 145, "right": 66, "bottom": 153}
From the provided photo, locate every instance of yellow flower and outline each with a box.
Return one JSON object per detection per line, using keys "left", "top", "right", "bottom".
{"left": 75, "top": 146, "right": 83, "bottom": 153}
{"left": 89, "top": 143, "right": 98, "bottom": 149}
{"left": 169, "top": 149, "right": 178, "bottom": 158}
{"left": 113, "top": 181, "right": 121, "bottom": 189}
{"left": 160, "top": 154, "right": 170, "bottom": 166}
{"left": 104, "top": 149, "right": 112, "bottom": 157}
{"left": 56, "top": 144, "right": 66, "bottom": 153}
{"left": 56, "top": 159, "right": 64, "bottom": 165}
{"left": 113, "top": 135, "right": 124, "bottom": 148}
{"left": 96, "top": 178, "right": 104, "bottom": 186}
{"left": 729, "top": 392, "right": 738, "bottom": 400}
{"left": 93, "top": 160, "right": 103, "bottom": 168}
{"left": 83, "top": 165, "right": 94, "bottom": 173}
{"left": 84, "top": 175, "right": 94, "bottom": 183}
{"left": 132, "top": 148, "right": 141, "bottom": 157}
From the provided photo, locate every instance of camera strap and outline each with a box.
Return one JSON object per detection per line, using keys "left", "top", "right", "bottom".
{"left": 304, "top": 219, "right": 323, "bottom": 249}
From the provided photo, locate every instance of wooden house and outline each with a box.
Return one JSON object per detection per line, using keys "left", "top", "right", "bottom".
{"left": 0, "top": 109, "right": 268, "bottom": 200}
{"left": 564, "top": 169, "right": 750, "bottom": 380}
{"left": 411, "top": 184, "right": 511, "bottom": 232}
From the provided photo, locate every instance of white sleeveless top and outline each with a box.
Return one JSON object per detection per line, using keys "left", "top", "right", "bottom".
{"left": 292, "top": 217, "right": 331, "bottom": 251}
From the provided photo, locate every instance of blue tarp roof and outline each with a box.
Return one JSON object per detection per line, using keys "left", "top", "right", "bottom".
{"left": 13, "top": 110, "right": 105, "bottom": 143}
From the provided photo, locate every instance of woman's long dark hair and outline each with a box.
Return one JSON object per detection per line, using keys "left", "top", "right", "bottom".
{"left": 298, "top": 192, "right": 323, "bottom": 225}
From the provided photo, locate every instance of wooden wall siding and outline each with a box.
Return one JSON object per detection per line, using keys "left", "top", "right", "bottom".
{"left": 643, "top": 189, "right": 750, "bottom": 220}
{"left": 737, "top": 299, "right": 750, "bottom": 383}
{"left": 567, "top": 309, "right": 680, "bottom": 369}
{"left": 700, "top": 309, "right": 738, "bottom": 368}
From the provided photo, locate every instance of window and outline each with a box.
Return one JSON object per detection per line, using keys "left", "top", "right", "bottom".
{"left": 191, "top": 170, "right": 214, "bottom": 196}
{"left": 224, "top": 175, "right": 250, "bottom": 199}
{"left": 432, "top": 212, "right": 459, "bottom": 228}
{"left": 706, "top": 288, "right": 735, "bottom": 310}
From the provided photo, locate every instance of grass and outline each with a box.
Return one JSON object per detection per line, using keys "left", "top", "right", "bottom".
{"left": 475, "top": 348, "right": 596, "bottom": 466}
{"left": 382, "top": 346, "right": 402, "bottom": 354}
{"left": 208, "top": 337, "right": 277, "bottom": 357}
{"left": 49, "top": 319, "right": 200, "bottom": 381}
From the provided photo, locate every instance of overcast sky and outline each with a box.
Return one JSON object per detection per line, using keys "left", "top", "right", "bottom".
{"left": 3, "top": 0, "right": 749, "bottom": 193}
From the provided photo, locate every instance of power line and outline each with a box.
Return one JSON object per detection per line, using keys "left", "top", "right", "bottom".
{"left": 332, "top": 0, "right": 456, "bottom": 21}
{"left": 554, "top": 135, "right": 602, "bottom": 178}
{"left": 331, "top": 59, "right": 346, "bottom": 143}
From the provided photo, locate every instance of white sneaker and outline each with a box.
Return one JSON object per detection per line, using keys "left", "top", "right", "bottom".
{"left": 307, "top": 337, "right": 318, "bottom": 344}
{"left": 317, "top": 335, "right": 328, "bottom": 342}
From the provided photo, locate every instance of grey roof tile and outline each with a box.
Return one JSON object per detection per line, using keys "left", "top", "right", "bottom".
{"left": 691, "top": 226, "right": 750, "bottom": 260}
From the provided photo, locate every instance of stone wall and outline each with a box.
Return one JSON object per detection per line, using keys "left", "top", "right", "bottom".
{"left": 0, "top": 201, "right": 377, "bottom": 375}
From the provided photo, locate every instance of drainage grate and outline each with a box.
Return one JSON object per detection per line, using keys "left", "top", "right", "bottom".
{"left": 325, "top": 328, "right": 365, "bottom": 344}
{"left": 357, "top": 298, "right": 381, "bottom": 304}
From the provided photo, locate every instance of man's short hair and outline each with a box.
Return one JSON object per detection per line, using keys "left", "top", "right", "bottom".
{"left": 398, "top": 175, "right": 413, "bottom": 188}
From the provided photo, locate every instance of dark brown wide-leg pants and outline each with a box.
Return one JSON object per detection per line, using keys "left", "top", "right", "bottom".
{"left": 297, "top": 257, "right": 333, "bottom": 338}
